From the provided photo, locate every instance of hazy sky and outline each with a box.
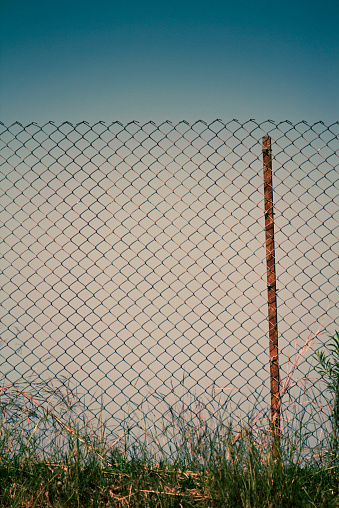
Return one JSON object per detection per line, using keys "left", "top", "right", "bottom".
{"left": 1, "top": 0, "right": 338, "bottom": 123}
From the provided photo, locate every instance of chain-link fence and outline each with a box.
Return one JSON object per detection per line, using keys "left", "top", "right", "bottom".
{"left": 1, "top": 120, "right": 338, "bottom": 453}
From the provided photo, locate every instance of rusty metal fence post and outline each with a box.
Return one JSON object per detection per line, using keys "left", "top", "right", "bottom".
{"left": 263, "top": 136, "right": 280, "bottom": 450}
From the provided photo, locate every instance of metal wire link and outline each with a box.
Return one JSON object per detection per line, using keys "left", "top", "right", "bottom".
{"left": 0, "top": 120, "right": 338, "bottom": 445}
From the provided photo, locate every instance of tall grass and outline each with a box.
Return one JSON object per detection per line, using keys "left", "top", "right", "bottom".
{"left": 0, "top": 375, "right": 338, "bottom": 507}
{"left": 1, "top": 329, "right": 339, "bottom": 506}
{"left": 314, "top": 331, "right": 339, "bottom": 457}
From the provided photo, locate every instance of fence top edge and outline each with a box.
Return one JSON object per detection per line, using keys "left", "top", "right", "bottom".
{"left": 1, "top": 120, "right": 339, "bottom": 130}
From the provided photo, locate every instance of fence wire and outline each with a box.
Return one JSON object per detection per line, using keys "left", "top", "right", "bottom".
{"left": 0, "top": 120, "right": 338, "bottom": 453}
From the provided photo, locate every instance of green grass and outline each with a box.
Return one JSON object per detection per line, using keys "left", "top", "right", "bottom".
{"left": 0, "top": 379, "right": 338, "bottom": 508}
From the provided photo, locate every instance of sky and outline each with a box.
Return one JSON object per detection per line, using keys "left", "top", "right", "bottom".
{"left": 1, "top": 0, "right": 338, "bottom": 123}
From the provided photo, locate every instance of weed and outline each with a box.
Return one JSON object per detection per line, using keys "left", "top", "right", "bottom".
{"left": 1, "top": 329, "right": 339, "bottom": 506}
{"left": 314, "top": 331, "right": 339, "bottom": 459}
{"left": 0, "top": 379, "right": 339, "bottom": 507}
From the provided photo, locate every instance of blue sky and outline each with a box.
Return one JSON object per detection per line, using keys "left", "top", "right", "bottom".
{"left": 1, "top": 0, "right": 338, "bottom": 123}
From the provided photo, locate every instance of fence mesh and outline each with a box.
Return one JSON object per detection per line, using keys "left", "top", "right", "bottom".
{"left": 1, "top": 120, "right": 338, "bottom": 453}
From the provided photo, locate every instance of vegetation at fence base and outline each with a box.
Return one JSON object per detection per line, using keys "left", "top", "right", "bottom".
{"left": 1, "top": 329, "right": 338, "bottom": 507}
{"left": 314, "top": 331, "right": 339, "bottom": 458}
{"left": 1, "top": 384, "right": 339, "bottom": 507}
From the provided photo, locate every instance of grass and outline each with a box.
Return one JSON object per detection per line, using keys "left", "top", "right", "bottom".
{"left": 0, "top": 379, "right": 339, "bottom": 507}
{"left": 314, "top": 331, "right": 339, "bottom": 457}
{"left": 1, "top": 330, "right": 339, "bottom": 507}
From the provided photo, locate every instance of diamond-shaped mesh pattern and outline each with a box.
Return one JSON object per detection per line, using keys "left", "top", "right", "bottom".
{"left": 0, "top": 120, "right": 338, "bottom": 446}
